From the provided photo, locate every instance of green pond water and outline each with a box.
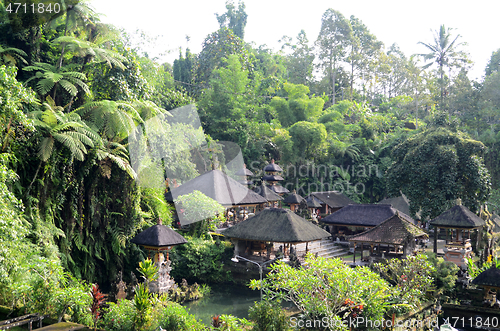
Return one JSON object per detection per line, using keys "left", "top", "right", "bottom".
{"left": 182, "top": 284, "right": 260, "bottom": 325}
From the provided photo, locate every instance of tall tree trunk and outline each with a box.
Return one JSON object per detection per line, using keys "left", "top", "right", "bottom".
{"left": 26, "top": 160, "right": 43, "bottom": 197}
{"left": 57, "top": 16, "right": 70, "bottom": 69}
{"left": 331, "top": 68, "right": 336, "bottom": 105}
{"left": 350, "top": 56, "right": 354, "bottom": 100}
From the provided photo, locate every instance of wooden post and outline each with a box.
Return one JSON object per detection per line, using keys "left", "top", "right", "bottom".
{"left": 353, "top": 243, "right": 356, "bottom": 263}
{"left": 434, "top": 227, "right": 438, "bottom": 254}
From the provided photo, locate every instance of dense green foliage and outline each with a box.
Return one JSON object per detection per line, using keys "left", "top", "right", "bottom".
{"left": 251, "top": 255, "right": 392, "bottom": 329}
{"left": 248, "top": 300, "right": 289, "bottom": 331}
{"left": 425, "top": 252, "right": 459, "bottom": 292}
{"left": 1, "top": 0, "right": 500, "bottom": 327}
{"left": 387, "top": 124, "right": 490, "bottom": 218}
{"left": 101, "top": 299, "right": 206, "bottom": 331}
{"left": 170, "top": 238, "right": 233, "bottom": 283}
{"left": 373, "top": 254, "right": 435, "bottom": 313}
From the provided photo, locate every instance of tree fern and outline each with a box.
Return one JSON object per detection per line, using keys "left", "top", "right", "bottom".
{"left": 23, "top": 62, "right": 90, "bottom": 99}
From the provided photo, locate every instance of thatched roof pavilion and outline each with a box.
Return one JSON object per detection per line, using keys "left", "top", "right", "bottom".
{"left": 222, "top": 208, "right": 330, "bottom": 243}
{"left": 430, "top": 204, "right": 486, "bottom": 228}
{"left": 131, "top": 219, "right": 187, "bottom": 261}
{"left": 306, "top": 196, "right": 322, "bottom": 208}
{"left": 170, "top": 169, "right": 266, "bottom": 207}
{"left": 349, "top": 213, "right": 426, "bottom": 245}
{"left": 307, "top": 191, "right": 356, "bottom": 214}
{"left": 222, "top": 208, "right": 330, "bottom": 260}
{"left": 283, "top": 190, "right": 306, "bottom": 211}
{"left": 131, "top": 219, "right": 186, "bottom": 293}
{"left": 349, "top": 213, "right": 427, "bottom": 263}
{"left": 430, "top": 204, "right": 486, "bottom": 254}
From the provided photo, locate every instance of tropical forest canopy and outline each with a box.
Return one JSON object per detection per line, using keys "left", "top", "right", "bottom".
{"left": 0, "top": 0, "right": 499, "bottom": 292}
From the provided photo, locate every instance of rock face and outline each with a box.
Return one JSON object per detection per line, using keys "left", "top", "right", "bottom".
{"left": 149, "top": 259, "right": 175, "bottom": 293}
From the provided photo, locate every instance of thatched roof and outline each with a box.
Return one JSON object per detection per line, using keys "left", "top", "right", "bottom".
{"left": 235, "top": 165, "right": 253, "bottom": 176}
{"left": 221, "top": 208, "right": 330, "bottom": 243}
{"left": 239, "top": 180, "right": 254, "bottom": 186}
{"left": 309, "top": 191, "right": 356, "bottom": 209}
{"left": 430, "top": 205, "right": 486, "bottom": 229}
{"left": 378, "top": 194, "right": 411, "bottom": 216}
{"left": 306, "top": 196, "right": 322, "bottom": 208}
{"left": 283, "top": 191, "right": 305, "bottom": 204}
{"left": 262, "top": 174, "right": 284, "bottom": 181}
{"left": 268, "top": 184, "right": 290, "bottom": 194}
{"left": 131, "top": 224, "right": 188, "bottom": 248}
{"left": 472, "top": 265, "right": 500, "bottom": 288}
{"left": 253, "top": 184, "right": 283, "bottom": 202}
{"left": 321, "top": 204, "right": 414, "bottom": 227}
{"left": 171, "top": 170, "right": 267, "bottom": 206}
{"left": 349, "top": 213, "right": 427, "bottom": 245}
{"left": 263, "top": 160, "right": 283, "bottom": 172}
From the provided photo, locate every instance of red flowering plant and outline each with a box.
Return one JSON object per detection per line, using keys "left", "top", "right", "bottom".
{"left": 91, "top": 284, "right": 106, "bottom": 330}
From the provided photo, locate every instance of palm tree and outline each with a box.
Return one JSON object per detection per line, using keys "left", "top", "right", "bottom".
{"left": 26, "top": 96, "right": 100, "bottom": 196}
{"left": 418, "top": 25, "right": 467, "bottom": 110}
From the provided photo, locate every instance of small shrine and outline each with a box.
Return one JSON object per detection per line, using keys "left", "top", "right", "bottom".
{"left": 471, "top": 265, "right": 500, "bottom": 307}
{"left": 283, "top": 190, "right": 306, "bottom": 212}
{"left": 306, "top": 195, "right": 322, "bottom": 220}
{"left": 430, "top": 202, "right": 485, "bottom": 268}
{"left": 262, "top": 159, "right": 289, "bottom": 195}
{"left": 131, "top": 219, "right": 188, "bottom": 293}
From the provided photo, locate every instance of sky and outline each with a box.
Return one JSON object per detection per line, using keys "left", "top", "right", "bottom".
{"left": 90, "top": 0, "right": 499, "bottom": 82}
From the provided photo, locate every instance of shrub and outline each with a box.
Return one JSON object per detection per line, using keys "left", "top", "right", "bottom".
{"left": 157, "top": 301, "right": 205, "bottom": 331}
{"left": 373, "top": 254, "right": 435, "bottom": 311}
{"left": 252, "top": 254, "right": 391, "bottom": 328}
{"left": 101, "top": 299, "right": 206, "bottom": 331}
{"left": 248, "top": 300, "right": 288, "bottom": 331}
{"left": 170, "top": 237, "right": 233, "bottom": 283}
{"left": 101, "top": 299, "right": 135, "bottom": 331}
{"left": 425, "top": 252, "right": 459, "bottom": 292}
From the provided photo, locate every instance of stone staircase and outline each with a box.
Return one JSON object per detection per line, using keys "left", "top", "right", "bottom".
{"left": 295, "top": 237, "right": 349, "bottom": 260}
